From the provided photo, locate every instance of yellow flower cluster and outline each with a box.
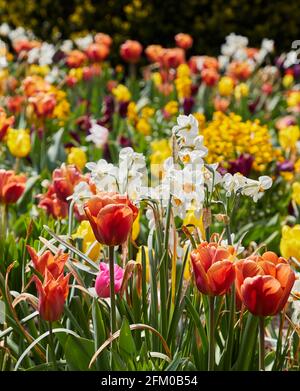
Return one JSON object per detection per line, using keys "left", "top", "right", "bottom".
{"left": 279, "top": 125, "right": 300, "bottom": 150}
{"left": 175, "top": 64, "right": 192, "bottom": 99}
{"left": 164, "top": 101, "right": 178, "bottom": 117}
{"left": 202, "top": 112, "right": 274, "bottom": 171}
{"left": 7, "top": 128, "right": 31, "bottom": 158}
{"left": 128, "top": 103, "right": 155, "bottom": 136}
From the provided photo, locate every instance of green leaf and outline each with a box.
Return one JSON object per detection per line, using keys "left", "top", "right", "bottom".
{"left": 64, "top": 335, "right": 95, "bottom": 371}
{"left": 119, "top": 317, "right": 136, "bottom": 355}
{"left": 47, "top": 127, "right": 66, "bottom": 169}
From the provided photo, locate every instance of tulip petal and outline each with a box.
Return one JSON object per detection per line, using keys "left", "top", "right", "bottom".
{"left": 207, "top": 260, "right": 235, "bottom": 296}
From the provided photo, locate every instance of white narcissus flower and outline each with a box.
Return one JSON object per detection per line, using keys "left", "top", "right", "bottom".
{"left": 86, "top": 160, "right": 118, "bottom": 192}
{"left": 261, "top": 38, "right": 274, "bottom": 53}
{"left": 61, "top": 39, "right": 73, "bottom": 53}
{"left": 67, "top": 181, "right": 93, "bottom": 214}
{"left": 222, "top": 173, "right": 247, "bottom": 197}
{"left": 0, "top": 23, "right": 10, "bottom": 36}
{"left": 86, "top": 121, "right": 109, "bottom": 148}
{"left": 172, "top": 114, "right": 199, "bottom": 146}
{"left": 75, "top": 35, "right": 93, "bottom": 50}
{"left": 241, "top": 175, "right": 273, "bottom": 202}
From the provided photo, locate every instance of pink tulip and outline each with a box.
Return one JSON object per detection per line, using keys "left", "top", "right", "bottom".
{"left": 95, "top": 262, "right": 124, "bottom": 298}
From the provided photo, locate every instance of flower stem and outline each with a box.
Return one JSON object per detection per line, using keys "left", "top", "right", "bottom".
{"left": 109, "top": 245, "right": 116, "bottom": 369}
{"left": 259, "top": 316, "right": 265, "bottom": 371}
{"left": 208, "top": 296, "right": 215, "bottom": 371}
{"left": 48, "top": 322, "right": 58, "bottom": 370}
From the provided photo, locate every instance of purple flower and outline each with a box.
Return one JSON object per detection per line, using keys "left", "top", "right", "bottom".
{"left": 229, "top": 154, "right": 253, "bottom": 176}
{"left": 183, "top": 97, "right": 195, "bottom": 115}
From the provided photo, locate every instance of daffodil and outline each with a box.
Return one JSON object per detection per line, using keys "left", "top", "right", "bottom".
{"left": 67, "top": 147, "right": 87, "bottom": 171}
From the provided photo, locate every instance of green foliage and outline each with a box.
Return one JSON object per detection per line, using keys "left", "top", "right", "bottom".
{"left": 0, "top": 0, "right": 299, "bottom": 55}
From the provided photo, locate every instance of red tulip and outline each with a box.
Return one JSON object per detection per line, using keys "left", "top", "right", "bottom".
{"left": 190, "top": 241, "right": 236, "bottom": 296}
{"left": 27, "top": 245, "right": 68, "bottom": 279}
{"left": 235, "top": 251, "right": 295, "bottom": 316}
{"left": 84, "top": 192, "right": 138, "bottom": 246}
{"left": 52, "top": 164, "right": 83, "bottom": 201}
{"left": 120, "top": 40, "right": 143, "bottom": 63}
{"left": 33, "top": 270, "right": 70, "bottom": 322}
{"left": 201, "top": 68, "right": 220, "bottom": 86}
{"left": 66, "top": 50, "right": 87, "bottom": 68}
{"left": 0, "top": 169, "right": 26, "bottom": 204}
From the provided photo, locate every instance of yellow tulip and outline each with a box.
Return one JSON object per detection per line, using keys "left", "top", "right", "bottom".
{"left": 132, "top": 211, "right": 140, "bottom": 241}
{"left": 282, "top": 74, "right": 294, "bottom": 88}
{"left": 183, "top": 210, "right": 205, "bottom": 240}
{"left": 280, "top": 225, "right": 300, "bottom": 261}
{"left": 292, "top": 182, "right": 300, "bottom": 205}
{"left": 218, "top": 76, "right": 234, "bottom": 97}
{"left": 112, "top": 84, "right": 131, "bottom": 102}
{"left": 136, "top": 245, "right": 150, "bottom": 283}
{"left": 73, "top": 221, "right": 102, "bottom": 262}
{"left": 67, "top": 147, "right": 87, "bottom": 171}
{"left": 7, "top": 128, "right": 31, "bottom": 158}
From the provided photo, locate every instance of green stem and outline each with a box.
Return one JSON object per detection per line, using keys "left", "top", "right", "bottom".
{"left": 109, "top": 246, "right": 116, "bottom": 369}
{"left": 259, "top": 316, "right": 265, "bottom": 371}
{"left": 109, "top": 246, "right": 117, "bottom": 334}
{"left": 208, "top": 296, "right": 215, "bottom": 371}
{"left": 48, "top": 322, "right": 58, "bottom": 370}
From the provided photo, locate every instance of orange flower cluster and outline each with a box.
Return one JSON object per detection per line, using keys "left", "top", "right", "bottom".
{"left": 191, "top": 242, "right": 295, "bottom": 317}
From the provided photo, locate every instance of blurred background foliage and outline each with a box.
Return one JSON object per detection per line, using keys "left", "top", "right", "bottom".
{"left": 0, "top": 0, "right": 299, "bottom": 54}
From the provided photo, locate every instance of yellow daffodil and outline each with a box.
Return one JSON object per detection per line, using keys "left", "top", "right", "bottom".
{"left": 7, "top": 128, "right": 31, "bottom": 158}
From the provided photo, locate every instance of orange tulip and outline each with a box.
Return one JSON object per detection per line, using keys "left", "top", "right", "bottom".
{"left": 145, "top": 45, "right": 164, "bottom": 63}
{"left": 37, "top": 183, "right": 68, "bottom": 219}
{"left": 27, "top": 245, "right": 68, "bottom": 279}
{"left": 95, "top": 33, "right": 112, "bottom": 47}
{"left": 0, "top": 108, "right": 15, "bottom": 140}
{"left": 0, "top": 169, "right": 26, "bottom": 204}
{"left": 201, "top": 68, "right": 220, "bottom": 86}
{"left": 84, "top": 192, "right": 138, "bottom": 246}
{"left": 29, "top": 92, "right": 56, "bottom": 118}
{"left": 175, "top": 33, "right": 193, "bottom": 50}
{"left": 66, "top": 50, "right": 87, "bottom": 68}
{"left": 33, "top": 270, "right": 70, "bottom": 322}
{"left": 85, "top": 43, "right": 109, "bottom": 62}
{"left": 190, "top": 241, "right": 236, "bottom": 296}
{"left": 120, "top": 40, "right": 143, "bottom": 63}
{"left": 235, "top": 251, "right": 295, "bottom": 316}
